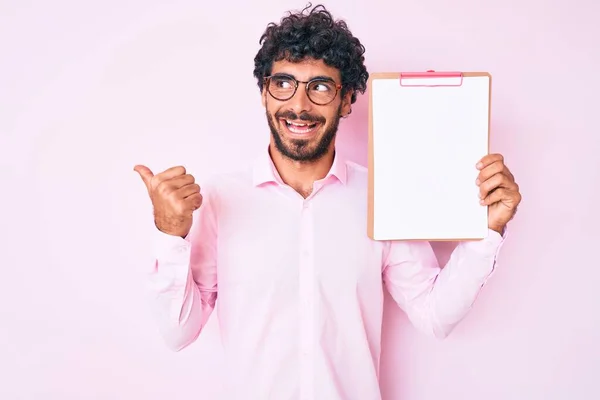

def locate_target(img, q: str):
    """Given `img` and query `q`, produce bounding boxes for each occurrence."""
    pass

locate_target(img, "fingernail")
[476,179,480,185]
[476,162,483,169]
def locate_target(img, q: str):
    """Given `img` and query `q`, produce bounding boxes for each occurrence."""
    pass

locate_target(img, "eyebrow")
[271,72,336,82]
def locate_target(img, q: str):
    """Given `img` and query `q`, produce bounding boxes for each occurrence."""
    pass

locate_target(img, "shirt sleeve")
[381,229,506,339]
[146,186,219,351]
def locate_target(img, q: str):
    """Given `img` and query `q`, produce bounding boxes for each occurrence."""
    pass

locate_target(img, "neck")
[269,143,335,198]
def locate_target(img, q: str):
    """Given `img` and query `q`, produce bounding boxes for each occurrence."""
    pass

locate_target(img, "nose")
[287,85,313,115]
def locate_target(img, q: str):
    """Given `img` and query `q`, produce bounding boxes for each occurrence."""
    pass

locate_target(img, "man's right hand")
[134,165,203,238]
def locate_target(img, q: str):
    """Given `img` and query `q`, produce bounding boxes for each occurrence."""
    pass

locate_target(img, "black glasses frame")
[263,74,342,105]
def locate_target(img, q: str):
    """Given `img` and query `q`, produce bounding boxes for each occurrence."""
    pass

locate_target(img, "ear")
[340,90,353,117]
[261,84,268,108]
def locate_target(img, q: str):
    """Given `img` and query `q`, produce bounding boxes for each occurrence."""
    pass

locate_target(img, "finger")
[185,193,203,210]
[477,160,515,184]
[480,187,506,206]
[152,166,187,187]
[476,160,505,184]
[479,172,517,199]
[476,153,503,170]
[133,165,154,190]
[480,188,519,208]
[156,174,195,195]
[168,174,196,188]
[176,193,203,214]
[176,183,201,199]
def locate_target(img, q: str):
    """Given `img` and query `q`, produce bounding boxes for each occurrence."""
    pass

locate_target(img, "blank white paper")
[371,75,490,241]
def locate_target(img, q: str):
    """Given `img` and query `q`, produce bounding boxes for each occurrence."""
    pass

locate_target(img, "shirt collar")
[252,146,348,187]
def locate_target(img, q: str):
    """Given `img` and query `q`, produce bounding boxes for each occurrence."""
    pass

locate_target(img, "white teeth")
[288,124,317,134]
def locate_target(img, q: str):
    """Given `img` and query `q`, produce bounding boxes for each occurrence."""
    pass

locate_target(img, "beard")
[266,105,342,162]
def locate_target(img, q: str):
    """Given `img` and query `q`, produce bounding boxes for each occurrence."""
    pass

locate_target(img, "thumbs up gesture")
[134,165,203,238]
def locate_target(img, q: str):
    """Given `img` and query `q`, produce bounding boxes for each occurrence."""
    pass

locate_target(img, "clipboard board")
[367,71,492,241]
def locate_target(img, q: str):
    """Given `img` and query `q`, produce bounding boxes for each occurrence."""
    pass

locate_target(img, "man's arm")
[146,186,218,351]
[382,229,505,339]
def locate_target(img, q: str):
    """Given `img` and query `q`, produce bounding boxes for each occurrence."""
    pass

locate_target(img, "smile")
[281,119,320,135]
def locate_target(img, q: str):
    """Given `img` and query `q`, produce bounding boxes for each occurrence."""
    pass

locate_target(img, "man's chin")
[278,141,320,162]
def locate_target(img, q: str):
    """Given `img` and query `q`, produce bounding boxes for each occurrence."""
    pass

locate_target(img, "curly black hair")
[253,3,369,105]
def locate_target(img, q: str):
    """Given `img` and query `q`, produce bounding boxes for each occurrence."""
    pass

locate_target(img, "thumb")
[133,164,154,190]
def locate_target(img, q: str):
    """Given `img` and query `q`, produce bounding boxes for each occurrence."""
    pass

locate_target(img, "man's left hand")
[476,153,522,235]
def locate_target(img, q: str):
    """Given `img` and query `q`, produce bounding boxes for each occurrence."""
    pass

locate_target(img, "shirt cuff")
[460,227,508,283]
[153,228,191,262]
[461,227,507,254]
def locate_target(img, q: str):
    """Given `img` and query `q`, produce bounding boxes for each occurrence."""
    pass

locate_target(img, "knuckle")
[167,188,180,201]
[155,181,168,195]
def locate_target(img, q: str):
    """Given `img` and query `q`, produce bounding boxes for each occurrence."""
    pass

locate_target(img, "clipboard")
[367,70,492,241]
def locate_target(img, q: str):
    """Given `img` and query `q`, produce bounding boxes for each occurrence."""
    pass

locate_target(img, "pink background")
[2,0,599,399]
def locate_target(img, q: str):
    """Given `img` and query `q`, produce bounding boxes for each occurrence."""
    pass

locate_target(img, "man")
[134,4,521,399]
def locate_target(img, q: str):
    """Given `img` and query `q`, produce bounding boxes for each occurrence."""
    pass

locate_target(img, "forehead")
[270,58,341,81]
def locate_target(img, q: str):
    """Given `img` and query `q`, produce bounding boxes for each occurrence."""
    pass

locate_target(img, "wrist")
[489,224,505,236]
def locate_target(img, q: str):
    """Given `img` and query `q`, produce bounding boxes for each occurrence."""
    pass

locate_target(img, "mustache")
[275,110,326,124]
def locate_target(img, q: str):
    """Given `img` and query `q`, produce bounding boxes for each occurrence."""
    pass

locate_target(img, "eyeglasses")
[264,74,342,105]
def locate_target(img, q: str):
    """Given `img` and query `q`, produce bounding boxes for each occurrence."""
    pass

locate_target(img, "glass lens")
[307,80,337,104]
[268,76,296,100]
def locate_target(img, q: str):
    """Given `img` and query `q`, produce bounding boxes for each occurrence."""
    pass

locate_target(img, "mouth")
[281,119,321,137]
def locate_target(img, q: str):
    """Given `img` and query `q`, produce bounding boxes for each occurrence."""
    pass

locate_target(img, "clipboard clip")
[400,70,463,87]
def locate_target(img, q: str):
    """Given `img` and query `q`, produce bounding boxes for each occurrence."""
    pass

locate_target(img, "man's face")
[262,58,352,163]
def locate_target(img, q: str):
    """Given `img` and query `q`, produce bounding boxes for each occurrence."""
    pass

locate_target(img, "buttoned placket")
[298,198,315,400]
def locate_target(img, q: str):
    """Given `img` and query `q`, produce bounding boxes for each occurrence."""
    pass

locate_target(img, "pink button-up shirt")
[148,148,505,400]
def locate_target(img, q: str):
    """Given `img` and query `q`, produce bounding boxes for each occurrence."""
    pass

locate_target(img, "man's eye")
[273,78,294,89]
[309,81,334,92]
